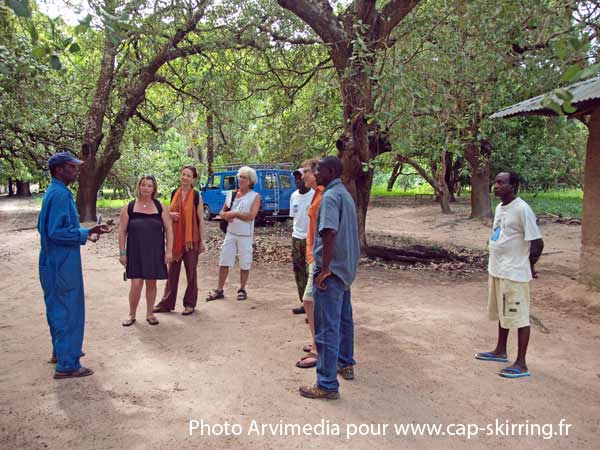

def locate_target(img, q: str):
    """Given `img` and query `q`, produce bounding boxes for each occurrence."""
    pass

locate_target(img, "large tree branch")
[277,0,350,71]
[379,0,422,40]
[396,153,443,196]
[133,111,159,132]
[276,0,346,44]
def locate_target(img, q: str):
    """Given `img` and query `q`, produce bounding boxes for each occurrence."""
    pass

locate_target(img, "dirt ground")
[1,195,599,450]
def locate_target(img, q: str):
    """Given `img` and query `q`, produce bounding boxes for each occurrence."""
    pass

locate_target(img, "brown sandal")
[54,366,94,379]
[206,289,225,301]
[296,352,318,369]
[146,316,159,325]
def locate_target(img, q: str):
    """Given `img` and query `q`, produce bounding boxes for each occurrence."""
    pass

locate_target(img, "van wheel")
[203,204,212,221]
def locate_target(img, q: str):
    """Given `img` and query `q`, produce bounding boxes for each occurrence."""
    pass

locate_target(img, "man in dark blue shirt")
[300,156,360,400]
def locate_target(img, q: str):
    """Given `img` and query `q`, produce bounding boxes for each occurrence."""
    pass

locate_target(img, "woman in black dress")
[118,175,173,326]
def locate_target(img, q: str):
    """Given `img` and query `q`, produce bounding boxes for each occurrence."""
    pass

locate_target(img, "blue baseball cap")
[48,151,83,169]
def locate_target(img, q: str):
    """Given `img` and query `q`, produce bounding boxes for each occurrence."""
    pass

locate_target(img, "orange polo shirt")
[306,186,325,265]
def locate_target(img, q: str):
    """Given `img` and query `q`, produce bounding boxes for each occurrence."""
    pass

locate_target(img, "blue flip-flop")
[499,367,530,378]
[475,352,509,362]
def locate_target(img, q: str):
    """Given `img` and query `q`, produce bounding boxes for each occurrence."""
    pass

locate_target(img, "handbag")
[219,190,237,233]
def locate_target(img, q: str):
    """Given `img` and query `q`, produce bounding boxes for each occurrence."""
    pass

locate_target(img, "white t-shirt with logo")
[488,197,542,282]
[290,189,314,239]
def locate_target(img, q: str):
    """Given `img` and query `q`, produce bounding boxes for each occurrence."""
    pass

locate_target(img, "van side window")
[280,174,291,189]
[206,175,221,190]
[223,175,236,190]
[264,173,276,190]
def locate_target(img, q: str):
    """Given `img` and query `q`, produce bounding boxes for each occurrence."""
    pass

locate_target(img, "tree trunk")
[579,109,600,288]
[276,0,421,254]
[445,152,461,202]
[206,110,214,177]
[336,73,388,252]
[7,177,14,196]
[387,161,403,191]
[15,180,31,196]
[77,175,102,222]
[464,140,492,219]
[436,150,452,214]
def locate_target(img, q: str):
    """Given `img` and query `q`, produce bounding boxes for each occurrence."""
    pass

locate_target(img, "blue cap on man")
[48,152,83,169]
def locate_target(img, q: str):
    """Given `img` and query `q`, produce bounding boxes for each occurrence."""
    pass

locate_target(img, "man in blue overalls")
[38,152,111,379]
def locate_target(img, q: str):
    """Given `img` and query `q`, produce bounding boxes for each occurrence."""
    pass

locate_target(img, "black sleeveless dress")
[126,199,168,280]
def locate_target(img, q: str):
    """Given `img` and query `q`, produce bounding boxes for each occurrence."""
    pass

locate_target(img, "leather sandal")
[122,318,136,327]
[206,289,224,301]
[54,366,94,379]
[146,316,159,325]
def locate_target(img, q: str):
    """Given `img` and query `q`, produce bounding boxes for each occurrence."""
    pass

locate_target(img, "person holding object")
[206,166,261,302]
[38,151,112,379]
[154,165,205,315]
[475,171,543,379]
[299,156,360,400]
[119,175,173,326]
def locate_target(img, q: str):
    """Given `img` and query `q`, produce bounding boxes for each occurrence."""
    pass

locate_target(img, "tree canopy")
[1,0,597,229]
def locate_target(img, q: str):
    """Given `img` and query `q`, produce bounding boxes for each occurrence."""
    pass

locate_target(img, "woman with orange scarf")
[154,165,206,315]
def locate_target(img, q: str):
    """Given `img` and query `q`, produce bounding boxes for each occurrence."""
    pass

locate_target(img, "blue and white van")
[201,164,296,223]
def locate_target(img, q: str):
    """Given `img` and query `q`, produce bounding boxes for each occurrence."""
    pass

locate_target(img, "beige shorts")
[219,232,253,270]
[302,262,316,302]
[487,276,530,329]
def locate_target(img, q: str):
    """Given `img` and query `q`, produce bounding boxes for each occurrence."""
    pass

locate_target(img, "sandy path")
[0,195,599,450]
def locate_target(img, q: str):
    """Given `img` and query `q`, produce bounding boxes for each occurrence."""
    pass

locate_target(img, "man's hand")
[119,255,127,267]
[165,251,172,265]
[170,212,179,222]
[199,242,206,254]
[89,224,112,235]
[530,260,539,279]
[316,269,332,291]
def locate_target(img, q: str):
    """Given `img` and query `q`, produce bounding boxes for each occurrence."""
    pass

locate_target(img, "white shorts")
[219,232,253,270]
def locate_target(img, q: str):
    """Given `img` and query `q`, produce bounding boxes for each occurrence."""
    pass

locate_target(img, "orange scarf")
[171,188,199,261]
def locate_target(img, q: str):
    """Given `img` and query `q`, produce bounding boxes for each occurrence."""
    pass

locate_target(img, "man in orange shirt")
[295,157,325,369]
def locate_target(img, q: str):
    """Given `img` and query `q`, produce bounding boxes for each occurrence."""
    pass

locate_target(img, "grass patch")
[372,184,583,218]
[97,198,131,209]
[500,189,583,218]
[371,184,435,197]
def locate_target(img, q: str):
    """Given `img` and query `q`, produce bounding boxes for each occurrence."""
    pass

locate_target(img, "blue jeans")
[313,274,355,392]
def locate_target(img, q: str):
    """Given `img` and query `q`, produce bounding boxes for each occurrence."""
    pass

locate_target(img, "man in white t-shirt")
[475,171,544,379]
[290,169,315,314]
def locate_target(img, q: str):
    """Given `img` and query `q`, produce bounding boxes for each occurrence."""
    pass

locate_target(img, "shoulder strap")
[229,190,237,208]
[153,199,162,214]
[127,200,135,216]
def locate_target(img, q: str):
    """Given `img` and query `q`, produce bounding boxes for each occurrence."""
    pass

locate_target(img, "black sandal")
[206,289,224,301]
[146,316,159,326]
[122,318,136,327]
[237,289,247,301]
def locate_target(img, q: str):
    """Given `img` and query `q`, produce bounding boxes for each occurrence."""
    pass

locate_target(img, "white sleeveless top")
[227,190,259,236]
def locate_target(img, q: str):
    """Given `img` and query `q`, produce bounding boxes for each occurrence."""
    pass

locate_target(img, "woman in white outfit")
[206,166,261,301]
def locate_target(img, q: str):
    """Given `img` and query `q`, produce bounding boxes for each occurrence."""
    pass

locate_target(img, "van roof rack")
[212,163,294,171]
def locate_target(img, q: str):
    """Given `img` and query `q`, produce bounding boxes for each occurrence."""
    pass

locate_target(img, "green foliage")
[493,189,583,218]
[371,183,435,197]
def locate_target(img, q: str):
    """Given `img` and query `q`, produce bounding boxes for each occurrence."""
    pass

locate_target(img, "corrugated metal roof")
[490,75,600,119]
